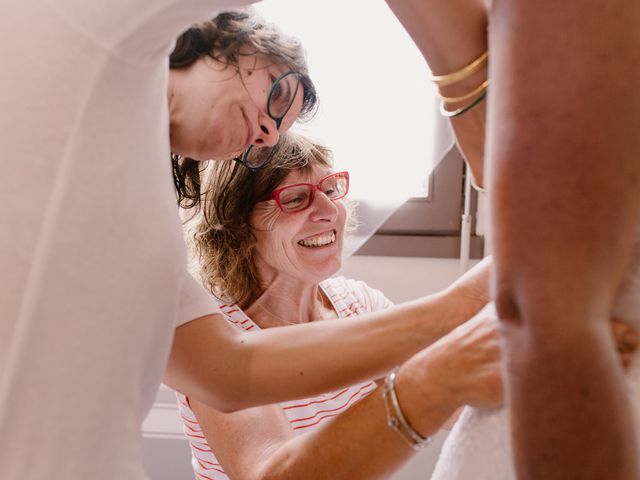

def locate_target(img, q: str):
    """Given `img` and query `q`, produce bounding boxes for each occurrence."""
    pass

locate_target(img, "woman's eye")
[270,81,283,102]
[283,195,304,206]
[281,190,309,206]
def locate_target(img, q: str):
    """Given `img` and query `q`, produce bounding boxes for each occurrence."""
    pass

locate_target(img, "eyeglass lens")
[242,72,301,169]
[277,173,349,213]
[268,72,299,119]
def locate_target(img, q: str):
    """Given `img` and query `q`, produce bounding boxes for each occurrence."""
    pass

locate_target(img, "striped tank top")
[175,276,393,480]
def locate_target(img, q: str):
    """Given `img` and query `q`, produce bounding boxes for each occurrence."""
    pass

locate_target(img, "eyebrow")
[269,61,293,78]
[282,170,333,186]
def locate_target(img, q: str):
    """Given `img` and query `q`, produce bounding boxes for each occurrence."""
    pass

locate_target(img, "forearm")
[252,362,456,479]
[503,320,635,480]
[489,0,640,477]
[167,260,490,412]
[167,282,484,412]
[240,258,494,408]
[226,291,470,409]
[188,304,502,480]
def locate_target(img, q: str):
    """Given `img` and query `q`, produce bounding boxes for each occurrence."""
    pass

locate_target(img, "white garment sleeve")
[47,0,259,61]
[176,270,222,327]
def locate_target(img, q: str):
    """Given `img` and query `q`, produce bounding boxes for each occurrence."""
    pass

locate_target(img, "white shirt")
[0,1,252,478]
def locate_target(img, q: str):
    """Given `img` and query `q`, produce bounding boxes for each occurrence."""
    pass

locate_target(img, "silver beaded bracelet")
[381,367,433,451]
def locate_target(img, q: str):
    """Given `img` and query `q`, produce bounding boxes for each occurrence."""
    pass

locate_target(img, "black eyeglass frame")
[234,70,302,173]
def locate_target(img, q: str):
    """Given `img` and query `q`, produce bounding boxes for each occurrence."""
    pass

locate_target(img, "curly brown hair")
[193,132,334,308]
[170,9,318,210]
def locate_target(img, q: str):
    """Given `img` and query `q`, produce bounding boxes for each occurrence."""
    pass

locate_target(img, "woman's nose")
[309,190,339,222]
[251,114,280,147]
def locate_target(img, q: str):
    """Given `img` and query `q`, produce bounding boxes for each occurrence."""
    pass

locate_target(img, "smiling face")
[168,53,304,162]
[249,165,347,286]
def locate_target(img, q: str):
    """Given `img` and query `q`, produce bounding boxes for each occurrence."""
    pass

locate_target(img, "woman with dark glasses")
[2,5,494,479]
[164,7,505,438]
[173,131,506,479]
[169,10,316,209]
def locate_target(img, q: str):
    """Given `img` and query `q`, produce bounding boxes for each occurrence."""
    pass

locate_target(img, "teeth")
[299,232,336,247]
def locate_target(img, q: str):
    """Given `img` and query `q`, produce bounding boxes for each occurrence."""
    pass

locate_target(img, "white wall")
[340,255,477,303]
[143,255,475,479]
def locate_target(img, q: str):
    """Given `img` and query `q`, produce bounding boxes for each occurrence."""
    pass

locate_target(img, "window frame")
[354,146,484,259]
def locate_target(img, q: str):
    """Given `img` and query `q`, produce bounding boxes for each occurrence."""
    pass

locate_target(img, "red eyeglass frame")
[271,171,350,213]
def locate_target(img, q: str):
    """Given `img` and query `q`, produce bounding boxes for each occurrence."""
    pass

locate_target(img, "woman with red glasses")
[173,131,507,479]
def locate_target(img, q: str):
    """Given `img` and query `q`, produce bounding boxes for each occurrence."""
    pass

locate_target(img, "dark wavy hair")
[193,132,333,308]
[170,9,318,210]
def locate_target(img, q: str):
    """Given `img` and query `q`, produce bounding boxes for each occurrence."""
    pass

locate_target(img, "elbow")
[165,374,247,414]
[252,451,296,480]
[491,264,548,331]
[493,284,524,329]
[252,446,329,480]
[178,383,252,414]
[492,282,551,337]
[202,392,251,414]
[253,468,279,480]
[493,280,586,339]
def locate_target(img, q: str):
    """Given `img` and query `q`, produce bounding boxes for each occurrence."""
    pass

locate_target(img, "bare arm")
[387,0,640,476]
[188,309,502,480]
[164,258,490,412]
[385,0,489,186]
[487,0,640,477]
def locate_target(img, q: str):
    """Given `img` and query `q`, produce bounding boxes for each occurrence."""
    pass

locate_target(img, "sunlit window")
[255,1,453,254]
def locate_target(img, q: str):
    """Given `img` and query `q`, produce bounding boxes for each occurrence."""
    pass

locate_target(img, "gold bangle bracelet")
[437,79,488,104]
[431,50,488,87]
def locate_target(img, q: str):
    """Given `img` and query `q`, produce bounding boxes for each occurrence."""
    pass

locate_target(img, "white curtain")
[255,0,454,256]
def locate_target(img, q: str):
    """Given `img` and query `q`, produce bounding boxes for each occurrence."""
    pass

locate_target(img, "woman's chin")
[311,259,342,282]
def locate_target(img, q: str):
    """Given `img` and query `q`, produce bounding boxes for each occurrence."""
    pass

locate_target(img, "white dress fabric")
[175,276,394,480]
[432,237,640,480]
[0,1,252,478]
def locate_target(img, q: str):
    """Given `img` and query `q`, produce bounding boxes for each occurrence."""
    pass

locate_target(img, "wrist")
[382,368,434,450]
[392,354,460,439]
[445,281,490,328]
[429,288,481,336]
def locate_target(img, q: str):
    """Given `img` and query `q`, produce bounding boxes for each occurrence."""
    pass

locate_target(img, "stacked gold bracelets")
[382,367,433,450]
[433,49,488,118]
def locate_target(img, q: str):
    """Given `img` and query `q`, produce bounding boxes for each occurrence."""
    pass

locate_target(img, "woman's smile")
[297,230,337,248]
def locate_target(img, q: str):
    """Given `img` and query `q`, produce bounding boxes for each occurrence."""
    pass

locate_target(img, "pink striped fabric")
[175,276,393,480]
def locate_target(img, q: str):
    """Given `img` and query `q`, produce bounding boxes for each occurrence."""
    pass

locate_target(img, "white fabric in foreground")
[0,1,250,478]
[432,233,640,480]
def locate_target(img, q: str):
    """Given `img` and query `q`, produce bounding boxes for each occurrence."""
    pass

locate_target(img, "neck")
[245,276,335,329]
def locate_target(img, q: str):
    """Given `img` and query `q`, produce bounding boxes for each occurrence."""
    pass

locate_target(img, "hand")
[425,305,503,410]
[390,305,502,440]
[611,317,639,370]
[396,304,503,436]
